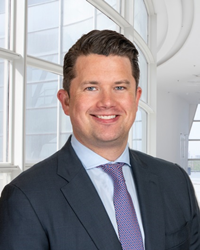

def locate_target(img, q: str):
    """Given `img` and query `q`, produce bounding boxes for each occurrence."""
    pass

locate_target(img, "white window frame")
[0,0,157,182]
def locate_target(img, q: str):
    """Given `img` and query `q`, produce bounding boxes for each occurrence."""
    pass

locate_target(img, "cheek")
[123,97,136,111]
[69,98,88,118]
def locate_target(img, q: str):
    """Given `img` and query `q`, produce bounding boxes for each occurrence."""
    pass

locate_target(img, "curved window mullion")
[87,0,130,28]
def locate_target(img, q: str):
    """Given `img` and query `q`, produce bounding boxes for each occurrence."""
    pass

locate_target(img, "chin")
[96,135,123,144]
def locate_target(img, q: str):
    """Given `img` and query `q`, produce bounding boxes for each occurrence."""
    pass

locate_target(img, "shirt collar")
[71,134,131,170]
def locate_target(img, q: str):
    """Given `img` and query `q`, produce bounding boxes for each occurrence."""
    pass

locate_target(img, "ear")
[135,87,142,110]
[57,89,70,115]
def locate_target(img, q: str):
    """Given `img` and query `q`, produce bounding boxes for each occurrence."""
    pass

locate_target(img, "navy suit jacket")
[0,137,200,250]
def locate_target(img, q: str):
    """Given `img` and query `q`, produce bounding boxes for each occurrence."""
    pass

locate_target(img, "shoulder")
[130,149,178,169]
[9,150,60,191]
[129,150,200,217]
[129,149,189,182]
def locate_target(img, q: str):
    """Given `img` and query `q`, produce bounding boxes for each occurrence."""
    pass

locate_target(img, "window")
[28,0,120,64]
[134,0,148,43]
[132,107,147,153]
[26,67,59,163]
[188,104,200,171]
[0,59,4,161]
[0,0,156,193]
[104,0,121,12]
[138,48,148,103]
[0,0,6,48]
[0,59,10,163]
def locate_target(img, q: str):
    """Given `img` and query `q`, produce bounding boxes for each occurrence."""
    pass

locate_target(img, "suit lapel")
[57,139,122,250]
[130,151,165,250]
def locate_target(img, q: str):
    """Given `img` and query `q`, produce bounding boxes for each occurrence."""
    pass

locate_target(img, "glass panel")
[28,0,55,6]
[132,107,147,153]
[189,122,200,139]
[0,59,4,162]
[27,1,59,60]
[0,0,5,48]
[0,173,11,194]
[60,107,72,148]
[188,141,200,159]
[28,1,59,32]
[62,0,95,57]
[63,0,93,26]
[62,19,93,54]
[28,0,120,64]
[138,48,148,102]
[194,104,200,120]
[26,67,58,163]
[59,115,72,148]
[28,28,59,58]
[0,59,9,163]
[96,9,119,31]
[134,0,148,43]
[188,160,200,172]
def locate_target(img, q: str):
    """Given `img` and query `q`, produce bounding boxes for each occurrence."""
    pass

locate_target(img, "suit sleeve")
[188,180,200,249]
[179,166,200,249]
[0,184,49,250]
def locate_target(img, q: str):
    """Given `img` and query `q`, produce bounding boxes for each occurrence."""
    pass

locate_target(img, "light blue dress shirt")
[71,135,145,246]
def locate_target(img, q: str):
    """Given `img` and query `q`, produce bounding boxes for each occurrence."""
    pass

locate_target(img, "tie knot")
[98,163,125,184]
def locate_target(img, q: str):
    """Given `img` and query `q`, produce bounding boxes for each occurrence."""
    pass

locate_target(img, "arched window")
[0,0,156,192]
[188,104,200,172]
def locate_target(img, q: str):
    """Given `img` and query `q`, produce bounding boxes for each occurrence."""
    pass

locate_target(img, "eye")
[115,86,125,90]
[85,86,97,91]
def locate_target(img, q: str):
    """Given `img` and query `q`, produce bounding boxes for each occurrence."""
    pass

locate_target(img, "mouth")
[96,115,117,120]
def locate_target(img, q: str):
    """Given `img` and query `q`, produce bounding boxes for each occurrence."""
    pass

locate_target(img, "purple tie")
[99,163,144,250]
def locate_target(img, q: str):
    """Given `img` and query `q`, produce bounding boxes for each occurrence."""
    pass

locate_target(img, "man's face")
[58,54,141,153]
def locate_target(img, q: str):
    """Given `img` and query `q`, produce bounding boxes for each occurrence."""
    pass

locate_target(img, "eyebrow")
[82,80,130,85]
[82,81,98,85]
[114,80,130,85]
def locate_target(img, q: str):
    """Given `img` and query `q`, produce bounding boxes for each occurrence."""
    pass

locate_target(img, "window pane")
[138,48,148,102]
[28,0,55,6]
[28,0,119,64]
[0,0,5,48]
[26,67,58,163]
[96,9,119,31]
[194,104,200,120]
[60,107,72,148]
[132,107,147,153]
[188,160,200,172]
[189,122,200,139]
[62,19,93,54]
[0,173,11,194]
[27,1,59,59]
[0,59,9,163]
[62,0,119,56]
[188,141,200,159]
[63,0,93,25]
[134,0,148,43]
[0,59,4,161]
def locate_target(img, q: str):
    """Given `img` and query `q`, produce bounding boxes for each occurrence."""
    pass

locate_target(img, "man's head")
[58,30,142,160]
[63,30,140,95]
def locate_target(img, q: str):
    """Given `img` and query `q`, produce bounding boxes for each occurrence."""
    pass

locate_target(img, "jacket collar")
[57,137,122,250]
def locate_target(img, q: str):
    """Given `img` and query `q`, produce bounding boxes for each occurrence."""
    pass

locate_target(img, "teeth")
[97,115,116,119]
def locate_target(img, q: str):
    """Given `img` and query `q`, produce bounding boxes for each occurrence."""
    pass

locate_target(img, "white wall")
[156,88,190,171]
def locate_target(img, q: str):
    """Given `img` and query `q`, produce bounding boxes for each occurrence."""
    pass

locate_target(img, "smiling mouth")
[96,115,117,119]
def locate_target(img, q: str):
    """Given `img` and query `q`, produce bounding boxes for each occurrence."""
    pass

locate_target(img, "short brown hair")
[63,30,140,94]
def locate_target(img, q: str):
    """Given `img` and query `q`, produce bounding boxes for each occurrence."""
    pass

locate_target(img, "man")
[0,30,199,250]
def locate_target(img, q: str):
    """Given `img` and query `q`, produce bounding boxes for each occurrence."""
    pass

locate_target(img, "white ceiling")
[152,0,200,104]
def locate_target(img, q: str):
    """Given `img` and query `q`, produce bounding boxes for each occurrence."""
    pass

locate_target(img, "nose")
[96,89,116,109]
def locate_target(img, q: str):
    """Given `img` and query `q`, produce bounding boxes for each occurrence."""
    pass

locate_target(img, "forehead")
[74,54,132,74]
